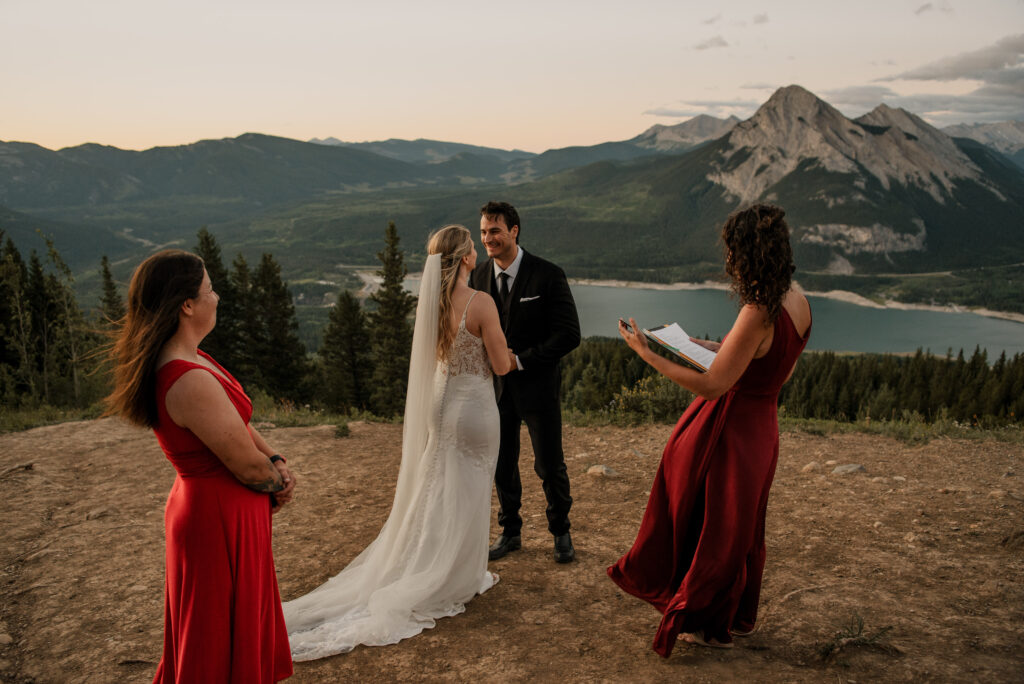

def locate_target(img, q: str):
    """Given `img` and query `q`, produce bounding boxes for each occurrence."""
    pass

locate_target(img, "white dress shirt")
[492,246,525,370]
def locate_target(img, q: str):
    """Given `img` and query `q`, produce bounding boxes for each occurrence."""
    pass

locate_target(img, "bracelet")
[269,454,286,464]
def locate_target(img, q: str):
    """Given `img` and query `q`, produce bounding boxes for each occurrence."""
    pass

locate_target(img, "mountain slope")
[311,137,534,165]
[630,114,739,151]
[943,121,1024,169]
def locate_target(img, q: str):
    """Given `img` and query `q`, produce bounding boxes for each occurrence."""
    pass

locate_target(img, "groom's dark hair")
[480,201,520,244]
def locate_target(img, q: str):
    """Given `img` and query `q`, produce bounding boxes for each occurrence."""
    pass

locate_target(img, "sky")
[3,0,1023,153]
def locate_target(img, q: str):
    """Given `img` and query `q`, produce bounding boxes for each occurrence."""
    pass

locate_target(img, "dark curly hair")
[721,204,795,324]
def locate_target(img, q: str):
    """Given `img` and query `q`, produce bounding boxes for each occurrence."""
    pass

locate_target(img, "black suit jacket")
[470,249,581,407]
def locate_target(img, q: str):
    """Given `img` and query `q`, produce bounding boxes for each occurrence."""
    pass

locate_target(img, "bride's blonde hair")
[427,224,474,361]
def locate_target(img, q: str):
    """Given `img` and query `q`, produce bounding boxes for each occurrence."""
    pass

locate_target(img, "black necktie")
[498,272,510,306]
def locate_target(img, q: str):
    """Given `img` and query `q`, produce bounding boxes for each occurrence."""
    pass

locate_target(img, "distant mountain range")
[942,121,1024,169]
[1,87,1022,293]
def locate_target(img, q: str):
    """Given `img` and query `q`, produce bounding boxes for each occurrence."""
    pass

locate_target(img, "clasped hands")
[270,459,297,515]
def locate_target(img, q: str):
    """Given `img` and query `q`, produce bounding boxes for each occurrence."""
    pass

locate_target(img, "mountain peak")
[632,114,739,151]
[706,85,990,205]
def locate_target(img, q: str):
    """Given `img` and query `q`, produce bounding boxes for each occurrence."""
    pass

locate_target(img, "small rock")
[832,464,866,475]
[893,476,907,483]
[1002,471,1015,478]
[801,461,821,473]
[0,634,12,646]
[587,465,618,477]
[86,508,110,520]
[873,521,883,528]
[989,490,1007,499]
[825,460,838,466]
[904,532,918,543]
[871,476,888,483]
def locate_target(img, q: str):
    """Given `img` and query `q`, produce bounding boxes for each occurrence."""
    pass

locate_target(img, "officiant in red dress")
[609,204,811,656]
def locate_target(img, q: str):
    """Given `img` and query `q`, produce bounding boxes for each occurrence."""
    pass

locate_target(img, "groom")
[470,201,581,563]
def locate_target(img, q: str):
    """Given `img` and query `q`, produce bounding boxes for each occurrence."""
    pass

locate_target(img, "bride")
[283,224,514,661]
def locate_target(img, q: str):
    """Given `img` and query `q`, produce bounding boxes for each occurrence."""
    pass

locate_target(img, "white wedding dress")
[283,257,499,662]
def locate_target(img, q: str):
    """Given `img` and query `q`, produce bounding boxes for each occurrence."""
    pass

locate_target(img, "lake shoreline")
[363,270,1024,326]
[568,277,1024,325]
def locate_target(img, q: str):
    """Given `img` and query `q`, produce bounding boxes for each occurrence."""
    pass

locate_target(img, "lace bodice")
[440,292,492,379]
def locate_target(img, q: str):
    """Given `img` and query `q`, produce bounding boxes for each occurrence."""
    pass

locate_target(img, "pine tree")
[98,255,126,324]
[0,235,30,400]
[251,253,307,401]
[228,254,259,387]
[320,290,373,411]
[368,222,416,417]
[44,237,90,404]
[26,252,58,402]
[194,228,240,370]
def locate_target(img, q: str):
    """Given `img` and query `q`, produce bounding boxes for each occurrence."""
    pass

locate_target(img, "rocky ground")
[1,418,1022,682]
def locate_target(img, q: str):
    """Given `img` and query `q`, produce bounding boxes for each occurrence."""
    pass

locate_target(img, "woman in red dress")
[107,250,296,682]
[610,204,811,656]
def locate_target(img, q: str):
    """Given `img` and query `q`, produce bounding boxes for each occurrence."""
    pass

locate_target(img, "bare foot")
[679,631,733,649]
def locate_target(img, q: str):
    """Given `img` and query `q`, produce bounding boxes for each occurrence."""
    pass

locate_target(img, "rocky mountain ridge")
[631,114,740,151]
[708,86,991,205]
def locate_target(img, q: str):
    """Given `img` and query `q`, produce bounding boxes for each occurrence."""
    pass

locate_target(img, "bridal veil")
[282,253,497,661]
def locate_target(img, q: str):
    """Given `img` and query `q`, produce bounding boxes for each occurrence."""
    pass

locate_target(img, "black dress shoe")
[553,532,575,563]
[488,534,521,561]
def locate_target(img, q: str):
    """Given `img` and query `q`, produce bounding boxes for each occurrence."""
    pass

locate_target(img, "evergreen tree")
[194,228,240,370]
[320,290,373,411]
[228,254,260,387]
[367,222,416,417]
[44,237,90,405]
[26,252,59,402]
[251,253,307,401]
[0,236,30,400]
[98,255,126,324]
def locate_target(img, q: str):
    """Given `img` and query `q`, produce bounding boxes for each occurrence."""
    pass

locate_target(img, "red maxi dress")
[608,307,810,657]
[151,350,293,682]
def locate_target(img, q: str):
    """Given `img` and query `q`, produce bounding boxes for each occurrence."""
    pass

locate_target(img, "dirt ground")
[1,418,1022,683]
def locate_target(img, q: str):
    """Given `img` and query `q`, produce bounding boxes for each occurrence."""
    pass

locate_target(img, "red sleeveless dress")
[151,350,292,682]
[608,307,810,657]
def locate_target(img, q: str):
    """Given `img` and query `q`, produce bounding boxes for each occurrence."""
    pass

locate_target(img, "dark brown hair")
[480,201,520,244]
[105,250,205,427]
[721,204,795,324]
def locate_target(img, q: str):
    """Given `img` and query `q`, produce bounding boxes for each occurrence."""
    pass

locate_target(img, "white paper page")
[645,323,717,371]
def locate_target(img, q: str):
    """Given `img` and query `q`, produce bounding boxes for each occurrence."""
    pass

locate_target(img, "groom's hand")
[507,348,517,371]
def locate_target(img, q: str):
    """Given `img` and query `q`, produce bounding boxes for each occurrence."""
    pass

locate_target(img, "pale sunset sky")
[3,0,1022,153]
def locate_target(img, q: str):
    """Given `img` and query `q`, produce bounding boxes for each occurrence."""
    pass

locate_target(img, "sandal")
[679,631,733,649]
[730,626,756,637]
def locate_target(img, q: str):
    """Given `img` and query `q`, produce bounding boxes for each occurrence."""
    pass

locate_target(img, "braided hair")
[427,225,474,361]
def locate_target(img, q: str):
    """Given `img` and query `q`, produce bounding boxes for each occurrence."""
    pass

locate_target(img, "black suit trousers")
[495,378,573,537]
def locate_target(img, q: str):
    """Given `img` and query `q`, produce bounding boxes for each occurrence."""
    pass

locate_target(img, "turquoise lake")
[568,284,1024,358]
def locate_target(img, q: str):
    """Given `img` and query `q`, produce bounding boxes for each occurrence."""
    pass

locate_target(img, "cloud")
[873,34,1024,124]
[644,98,761,119]
[695,36,728,50]
[914,1,952,14]
[703,14,721,25]
[823,85,901,108]
[882,33,1024,82]
[752,13,769,24]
